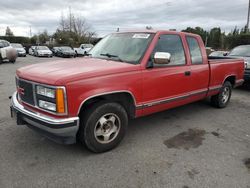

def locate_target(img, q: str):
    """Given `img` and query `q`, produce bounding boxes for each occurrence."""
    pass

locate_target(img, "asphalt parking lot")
[0,55,250,188]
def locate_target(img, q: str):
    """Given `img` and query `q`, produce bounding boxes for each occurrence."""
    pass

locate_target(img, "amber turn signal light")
[56,88,65,114]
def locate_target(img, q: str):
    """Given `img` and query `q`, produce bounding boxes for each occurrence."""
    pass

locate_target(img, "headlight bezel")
[35,85,68,115]
[16,77,68,116]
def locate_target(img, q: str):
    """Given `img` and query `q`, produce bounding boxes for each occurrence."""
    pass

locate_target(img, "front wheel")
[211,81,232,108]
[79,101,128,153]
[10,59,16,63]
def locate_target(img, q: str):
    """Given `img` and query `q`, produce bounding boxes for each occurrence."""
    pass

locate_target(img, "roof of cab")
[115,30,197,36]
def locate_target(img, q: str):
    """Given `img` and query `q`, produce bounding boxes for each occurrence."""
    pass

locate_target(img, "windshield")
[229,46,250,57]
[11,43,23,48]
[37,46,49,50]
[61,46,72,51]
[89,33,154,64]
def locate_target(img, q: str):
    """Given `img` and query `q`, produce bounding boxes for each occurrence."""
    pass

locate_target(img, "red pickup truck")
[11,30,244,152]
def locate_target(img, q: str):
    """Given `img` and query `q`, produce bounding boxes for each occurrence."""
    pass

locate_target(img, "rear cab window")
[186,36,203,64]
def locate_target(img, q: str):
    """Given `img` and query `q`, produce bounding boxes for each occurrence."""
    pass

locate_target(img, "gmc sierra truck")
[10,30,244,153]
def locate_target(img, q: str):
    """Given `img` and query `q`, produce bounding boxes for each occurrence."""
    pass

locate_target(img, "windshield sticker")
[132,34,150,39]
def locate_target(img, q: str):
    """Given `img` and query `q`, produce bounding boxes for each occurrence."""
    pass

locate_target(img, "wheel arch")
[223,75,236,87]
[78,91,137,119]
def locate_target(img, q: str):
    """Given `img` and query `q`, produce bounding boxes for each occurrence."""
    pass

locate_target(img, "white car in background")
[74,43,94,56]
[34,46,53,57]
[11,43,26,57]
[0,40,17,63]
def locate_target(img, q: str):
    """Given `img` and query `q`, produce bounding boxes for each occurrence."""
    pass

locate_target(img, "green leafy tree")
[182,27,208,44]
[5,26,14,36]
[208,27,222,49]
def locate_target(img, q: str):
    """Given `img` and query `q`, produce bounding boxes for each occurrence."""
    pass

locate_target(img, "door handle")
[184,71,191,76]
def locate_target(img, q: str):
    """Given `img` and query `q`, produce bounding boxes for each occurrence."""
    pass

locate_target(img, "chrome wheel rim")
[94,113,121,144]
[221,87,230,103]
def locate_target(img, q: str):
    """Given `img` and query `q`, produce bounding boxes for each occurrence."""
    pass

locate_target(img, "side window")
[186,36,203,64]
[153,34,186,66]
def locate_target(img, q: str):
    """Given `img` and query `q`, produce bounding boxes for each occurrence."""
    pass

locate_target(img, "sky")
[0,0,249,37]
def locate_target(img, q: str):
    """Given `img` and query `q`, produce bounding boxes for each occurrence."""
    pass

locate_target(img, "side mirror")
[223,52,228,56]
[81,46,84,49]
[154,52,171,65]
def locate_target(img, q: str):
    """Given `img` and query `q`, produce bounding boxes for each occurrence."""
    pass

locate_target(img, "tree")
[208,27,222,49]
[182,27,208,44]
[56,8,93,46]
[38,30,49,44]
[5,26,14,36]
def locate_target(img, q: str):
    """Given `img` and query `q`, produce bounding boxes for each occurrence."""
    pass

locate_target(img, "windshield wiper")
[100,53,124,62]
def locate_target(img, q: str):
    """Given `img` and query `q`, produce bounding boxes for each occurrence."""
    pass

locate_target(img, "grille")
[16,78,35,106]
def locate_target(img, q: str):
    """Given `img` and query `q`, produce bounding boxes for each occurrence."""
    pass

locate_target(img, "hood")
[37,50,52,53]
[62,50,74,54]
[15,48,25,52]
[228,55,250,69]
[16,57,139,85]
[228,55,250,61]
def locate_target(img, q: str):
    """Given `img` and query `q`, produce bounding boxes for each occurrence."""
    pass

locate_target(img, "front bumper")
[10,92,79,144]
[17,51,26,56]
[38,53,52,57]
[62,53,75,57]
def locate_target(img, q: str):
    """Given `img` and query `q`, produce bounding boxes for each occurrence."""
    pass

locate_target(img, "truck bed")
[208,56,244,94]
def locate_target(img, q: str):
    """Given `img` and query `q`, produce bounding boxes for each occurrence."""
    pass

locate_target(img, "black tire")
[211,81,232,108]
[10,59,16,64]
[79,101,128,153]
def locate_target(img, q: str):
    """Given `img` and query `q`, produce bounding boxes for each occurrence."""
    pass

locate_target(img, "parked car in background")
[29,46,36,56]
[228,45,250,81]
[0,40,17,63]
[56,46,76,58]
[11,31,244,153]
[11,43,26,57]
[74,43,94,56]
[206,47,215,55]
[51,47,59,56]
[34,46,53,57]
[209,51,228,57]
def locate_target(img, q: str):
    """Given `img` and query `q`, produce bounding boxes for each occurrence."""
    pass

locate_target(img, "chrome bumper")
[10,92,79,144]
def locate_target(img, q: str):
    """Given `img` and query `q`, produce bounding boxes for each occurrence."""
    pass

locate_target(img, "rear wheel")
[211,81,232,108]
[79,101,128,153]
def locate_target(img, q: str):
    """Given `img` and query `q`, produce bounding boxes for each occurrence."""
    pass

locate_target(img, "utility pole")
[29,26,32,37]
[69,6,72,32]
[247,0,250,30]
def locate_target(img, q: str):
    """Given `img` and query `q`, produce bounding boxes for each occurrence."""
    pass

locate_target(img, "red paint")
[16,31,245,119]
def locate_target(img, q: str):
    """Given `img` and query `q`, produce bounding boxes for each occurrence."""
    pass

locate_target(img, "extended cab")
[10,31,244,152]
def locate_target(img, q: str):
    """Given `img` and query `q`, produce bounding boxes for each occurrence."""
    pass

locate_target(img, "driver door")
[142,34,191,115]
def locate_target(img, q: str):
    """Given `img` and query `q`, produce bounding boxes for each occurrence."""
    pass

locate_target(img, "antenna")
[247,0,250,30]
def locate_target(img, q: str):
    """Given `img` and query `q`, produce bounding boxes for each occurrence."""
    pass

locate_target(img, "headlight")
[39,100,56,111]
[37,86,55,98]
[36,86,66,114]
